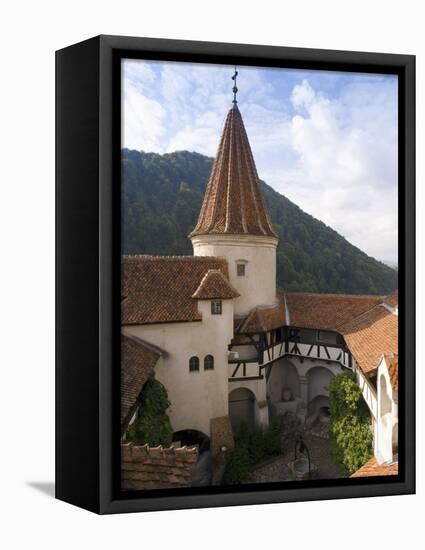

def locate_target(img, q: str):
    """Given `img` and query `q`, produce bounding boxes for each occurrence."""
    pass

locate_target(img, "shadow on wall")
[229,387,256,435]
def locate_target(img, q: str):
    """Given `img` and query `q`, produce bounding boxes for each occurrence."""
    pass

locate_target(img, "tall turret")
[189,71,279,316]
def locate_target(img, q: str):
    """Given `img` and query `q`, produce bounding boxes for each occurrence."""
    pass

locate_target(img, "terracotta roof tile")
[385,354,399,391]
[121,442,198,490]
[121,334,161,431]
[384,290,398,308]
[238,290,286,333]
[122,255,230,325]
[351,457,398,478]
[189,105,277,239]
[285,292,383,331]
[192,269,240,299]
[340,304,398,375]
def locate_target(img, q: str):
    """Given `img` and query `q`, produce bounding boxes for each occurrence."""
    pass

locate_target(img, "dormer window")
[211,300,222,315]
[236,261,247,277]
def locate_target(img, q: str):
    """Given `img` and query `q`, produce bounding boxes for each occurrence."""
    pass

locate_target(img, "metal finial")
[231,65,238,104]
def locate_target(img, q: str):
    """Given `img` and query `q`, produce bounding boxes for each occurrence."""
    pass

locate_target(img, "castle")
[121,95,398,480]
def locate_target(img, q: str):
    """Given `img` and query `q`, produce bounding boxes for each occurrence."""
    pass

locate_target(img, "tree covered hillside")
[122,149,397,295]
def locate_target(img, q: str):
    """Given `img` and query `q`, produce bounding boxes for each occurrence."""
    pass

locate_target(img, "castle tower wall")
[192,234,277,316]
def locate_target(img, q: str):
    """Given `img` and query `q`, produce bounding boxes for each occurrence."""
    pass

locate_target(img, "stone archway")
[172,429,212,487]
[172,429,210,453]
[306,366,334,403]
[307,394,330,418]
[267,358,300,404]
[229,387,256,435]
[305,366,334,425]
[380,374,392,416]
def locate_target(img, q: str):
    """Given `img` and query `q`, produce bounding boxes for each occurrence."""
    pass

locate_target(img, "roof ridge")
[337,301,387,331]
[285,291,384,299]
[122,254,227,262]
[121,332,166,357]
[192,268,240,300]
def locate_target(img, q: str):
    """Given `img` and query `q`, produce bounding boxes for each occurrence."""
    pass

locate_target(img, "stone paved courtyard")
[251,413,342,483]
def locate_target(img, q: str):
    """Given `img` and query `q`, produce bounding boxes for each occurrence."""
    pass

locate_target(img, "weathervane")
[232,65,238,104]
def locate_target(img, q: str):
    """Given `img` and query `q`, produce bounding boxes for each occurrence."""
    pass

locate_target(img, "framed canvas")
[56,35,415,514]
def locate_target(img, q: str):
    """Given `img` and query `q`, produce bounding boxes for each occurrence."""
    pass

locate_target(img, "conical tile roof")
[189,105,278,239]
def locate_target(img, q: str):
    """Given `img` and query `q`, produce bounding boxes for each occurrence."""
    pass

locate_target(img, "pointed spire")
[189,103,278,239]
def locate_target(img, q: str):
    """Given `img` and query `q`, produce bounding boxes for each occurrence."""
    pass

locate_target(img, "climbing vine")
[125,373,173,447]
[329,371,373,475]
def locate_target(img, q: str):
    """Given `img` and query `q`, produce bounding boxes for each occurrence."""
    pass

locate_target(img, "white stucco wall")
[376,356,398,463]
[191,234,278,316]
[122,299,234,437]
[355,367,378,419]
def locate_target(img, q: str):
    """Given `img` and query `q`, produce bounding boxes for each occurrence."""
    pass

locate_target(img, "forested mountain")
[122,149,397,295]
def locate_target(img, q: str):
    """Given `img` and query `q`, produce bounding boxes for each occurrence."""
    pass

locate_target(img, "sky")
[122,59,398,264]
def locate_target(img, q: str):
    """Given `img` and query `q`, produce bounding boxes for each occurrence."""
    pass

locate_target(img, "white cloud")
[291,79,316,109]
[121,60,398,263]
[122,80,166,152]
[273,79,398,263]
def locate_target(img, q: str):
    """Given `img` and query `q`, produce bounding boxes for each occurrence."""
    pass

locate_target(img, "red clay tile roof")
[385,354,399,391]
[238,290,286,333]
[122,255,230,325]
[384,290,398,308]
[285,292,383,331]
[121,334,162,431]
[189,105,277,239]
[121,442,198,490]
[339,304,398,375]
[351,457,398,478]
[192,269,240,299]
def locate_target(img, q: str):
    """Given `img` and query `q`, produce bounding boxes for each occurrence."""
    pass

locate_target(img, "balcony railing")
[228,340,353,382]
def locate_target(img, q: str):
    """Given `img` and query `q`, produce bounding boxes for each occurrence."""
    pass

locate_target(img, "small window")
[211,300,222,315]
[189,356,199,372]
[204,355,214,370]
[237,263,246,277]
[275,327,283,342]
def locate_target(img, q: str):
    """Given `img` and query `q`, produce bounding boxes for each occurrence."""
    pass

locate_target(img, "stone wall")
[121,442,198,491]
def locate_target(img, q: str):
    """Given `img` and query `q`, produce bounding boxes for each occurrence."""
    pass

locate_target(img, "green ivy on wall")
[329,371,373,475]
[125,373,173,447]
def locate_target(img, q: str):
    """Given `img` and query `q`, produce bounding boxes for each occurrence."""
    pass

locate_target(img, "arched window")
[204,355,214,370]
[189,356,199,372]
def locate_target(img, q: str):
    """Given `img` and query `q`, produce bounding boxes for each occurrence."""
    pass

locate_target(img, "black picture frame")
[56,35,415,514]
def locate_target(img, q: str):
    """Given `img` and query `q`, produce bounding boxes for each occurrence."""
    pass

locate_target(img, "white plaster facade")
[123,299,234,437]
[376,356,398,463]
[355,355,398,465]
[191,234,278,316]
